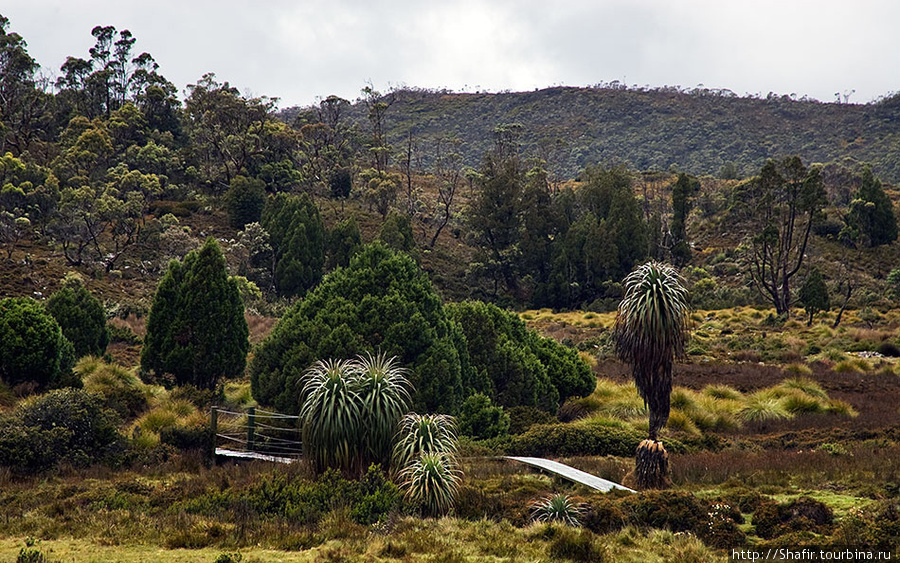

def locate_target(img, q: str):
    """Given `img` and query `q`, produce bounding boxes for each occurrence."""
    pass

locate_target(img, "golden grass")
[573,375,852,432]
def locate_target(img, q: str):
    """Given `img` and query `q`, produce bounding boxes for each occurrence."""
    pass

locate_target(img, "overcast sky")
[5,1,899,108]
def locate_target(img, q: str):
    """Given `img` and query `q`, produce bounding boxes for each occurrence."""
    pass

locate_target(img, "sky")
[4,1,899,109]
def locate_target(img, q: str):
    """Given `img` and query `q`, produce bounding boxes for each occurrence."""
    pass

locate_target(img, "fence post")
[247,407,256,452]
[209,406,218,464]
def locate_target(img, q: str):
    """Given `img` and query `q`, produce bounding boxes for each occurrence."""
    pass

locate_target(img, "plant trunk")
[634,439,671,490]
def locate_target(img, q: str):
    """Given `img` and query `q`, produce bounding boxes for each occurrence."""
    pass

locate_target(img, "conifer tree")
[848,167,898,247]
[799,267,829,326]
[141,238,249,389]
[46,275,109,358]
[261,193,325,297]
[0,297,74,389]
[326,217,361,270]
[670,173,698,266]
[225,175,266,229]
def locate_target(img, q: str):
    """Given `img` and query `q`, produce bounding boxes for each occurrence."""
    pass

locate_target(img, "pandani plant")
[613,261,689,489]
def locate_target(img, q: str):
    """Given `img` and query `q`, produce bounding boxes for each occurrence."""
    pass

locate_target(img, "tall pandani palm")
[300,358,363,475]
[300,353,412,476]
[613,261,690,489]
[356,352,412,469]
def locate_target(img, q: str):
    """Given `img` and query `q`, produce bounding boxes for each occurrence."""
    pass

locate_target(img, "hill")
[282,85,900,181]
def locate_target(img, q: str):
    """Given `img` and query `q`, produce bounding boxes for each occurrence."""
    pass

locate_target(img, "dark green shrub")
[0,417,71,471]
[326,217,361,270]
[831,500,900,552]
[753,497,833,539]
[18,389,123,461]
[457,393,509,440]
[159,424,212,452]
[107,323,141,344]
[582,497,627,534]
[701,501,747,548]
[225,175,265,229]
[168,384,216,408]
[261,192,325,297]
[232,465,399,526]
[447,300,595,412]
[46,281,109,358]
[100,384,149,420]
[149,200,200,217]
[251,243,470,414]
[509,422,652,457]
[507,405,556,435]
[141,238,249,390]
[0,389,123,470]
[379,212,416,254]
[620,490,708,533]
[720,488,766,513]
[877,341,900,357]
[0,297,73,390]
[547,526,605,562]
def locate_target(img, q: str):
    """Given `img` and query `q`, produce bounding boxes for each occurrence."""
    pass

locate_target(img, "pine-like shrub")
[0,297,75,390]
[447,300,595,412]
[46,279,109,358]
[261,192,325,297]
[251,243,471,413]
[141,238,249,389]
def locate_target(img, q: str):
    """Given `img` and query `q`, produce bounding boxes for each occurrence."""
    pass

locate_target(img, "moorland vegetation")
[1,14,899,562]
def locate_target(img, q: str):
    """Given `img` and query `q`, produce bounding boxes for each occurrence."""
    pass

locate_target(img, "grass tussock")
[570,376,853,435]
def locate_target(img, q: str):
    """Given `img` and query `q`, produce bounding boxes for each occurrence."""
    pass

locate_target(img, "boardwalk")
[506,456,634,493]
[212,407,633,493]
[215,447,297,464]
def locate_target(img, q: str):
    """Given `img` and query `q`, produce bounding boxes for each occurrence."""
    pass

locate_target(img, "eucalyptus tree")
[613,261,689,489]
[738,157,826,314]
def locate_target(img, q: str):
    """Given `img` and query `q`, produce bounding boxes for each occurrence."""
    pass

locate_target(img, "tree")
[428,136,464,247]
[359,167,400,218]
[260,193,325,297]
[468,141,525,295]
[670,173,698,266]
[326,217,361,270]
[183,74,285,192]
[847,167,897,247]
[0,15,49,156]
[46,275,109,358]
[251,242,471,414]
[799,267,829,326]
[614,261,689,489]
[742,157,826,314]
[141,238,249,389]
[225,175,265,229]
[54,25,170,120]
[0,297,74,390]
[447,300,595,412]
[457,393,509,440]
[361,86,395,172]
[379,212,416,254]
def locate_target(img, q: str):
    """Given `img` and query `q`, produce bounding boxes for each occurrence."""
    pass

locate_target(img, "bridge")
[211,407,633,493]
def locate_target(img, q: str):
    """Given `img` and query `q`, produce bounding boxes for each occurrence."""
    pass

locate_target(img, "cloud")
[5,0,900,107]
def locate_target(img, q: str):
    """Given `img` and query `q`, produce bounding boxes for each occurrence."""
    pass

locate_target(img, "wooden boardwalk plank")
[506,456,635,493]
[215,447,298,464]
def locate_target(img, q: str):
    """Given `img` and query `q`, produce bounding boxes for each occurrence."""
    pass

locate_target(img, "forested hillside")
[283,85,900,182]
[3,13,900,562]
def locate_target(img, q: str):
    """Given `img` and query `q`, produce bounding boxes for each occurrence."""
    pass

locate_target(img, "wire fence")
[212,406,303,462]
